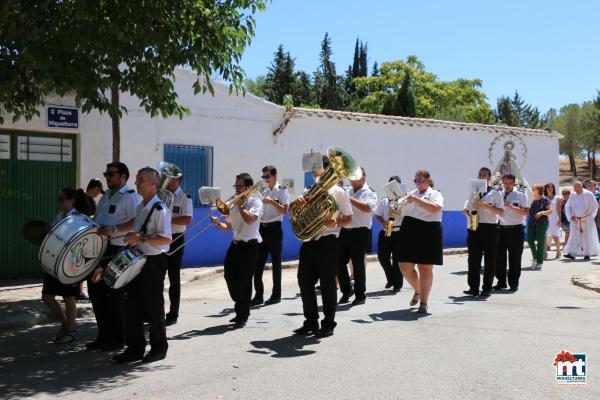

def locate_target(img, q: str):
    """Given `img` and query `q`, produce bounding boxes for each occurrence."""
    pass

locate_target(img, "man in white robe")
[564,181,600,260]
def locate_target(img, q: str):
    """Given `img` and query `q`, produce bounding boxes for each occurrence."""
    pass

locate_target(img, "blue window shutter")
[164,144,213,207]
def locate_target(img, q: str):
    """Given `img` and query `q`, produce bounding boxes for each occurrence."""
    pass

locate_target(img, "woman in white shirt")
[397,170,444,314]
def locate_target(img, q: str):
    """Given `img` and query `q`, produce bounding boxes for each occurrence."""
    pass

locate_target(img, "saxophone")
[385,199,399,237]
[467,190,479,231]
[290,147,362,241]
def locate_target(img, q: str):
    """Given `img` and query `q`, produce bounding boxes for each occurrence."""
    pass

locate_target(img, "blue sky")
[239,0,600,113]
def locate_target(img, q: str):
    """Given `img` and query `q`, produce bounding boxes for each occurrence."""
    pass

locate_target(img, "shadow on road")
[249,335,320,358]
[0,322,168,400]
[168,324,237,340]
[447,295,489,304]
[205,307,234,318]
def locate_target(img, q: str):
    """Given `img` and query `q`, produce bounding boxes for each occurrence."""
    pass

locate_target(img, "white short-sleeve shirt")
[500,189,529,226]
[402,188,444,222]
[374,197,403,230]
[226,196,263,242]
[346,183,377,229]
[465,187,504,224]
[315,185,353,239]
[170,186,194,234]
[95,184,142,246]
[132,195,172,255]
[260,182,290,223]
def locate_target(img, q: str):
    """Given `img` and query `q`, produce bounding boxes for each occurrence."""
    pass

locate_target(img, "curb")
[572,274,600,294]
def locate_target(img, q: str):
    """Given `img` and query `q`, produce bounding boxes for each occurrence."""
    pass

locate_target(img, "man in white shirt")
[495,174,529,292]
[290,155,353,338]
[87,162,141,352]
[211,173,263,328]
[164,176,193,326]
[252,165,290,306]
[564,181,600,260]
[337,168,377,305]
[110,167,172,364]
[463,167,504,297]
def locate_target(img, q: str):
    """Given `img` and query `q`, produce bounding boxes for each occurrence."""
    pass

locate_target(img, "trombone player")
[211,173,263,328]
[290,155,353,338]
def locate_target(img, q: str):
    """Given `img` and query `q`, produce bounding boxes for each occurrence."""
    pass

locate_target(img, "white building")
[0,69,561,277]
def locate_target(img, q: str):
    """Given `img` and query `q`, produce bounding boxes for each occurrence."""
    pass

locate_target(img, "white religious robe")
[563,189,600,256]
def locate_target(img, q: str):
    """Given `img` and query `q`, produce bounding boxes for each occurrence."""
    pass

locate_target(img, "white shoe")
[531,260,538,267]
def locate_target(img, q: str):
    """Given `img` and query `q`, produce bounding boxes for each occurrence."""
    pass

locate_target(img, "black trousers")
[377,230,404,288]
[297,235,338,330]
[124,253,168,356]
[164,234,185,318]
[337,227,370,298]
[495,225,525,289]
[254,221,283,300]
[224,240,259,322]
[467,223,499,292]
[87,244,125,345]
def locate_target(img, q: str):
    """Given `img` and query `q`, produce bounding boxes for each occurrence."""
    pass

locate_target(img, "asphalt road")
[1,253,599,400]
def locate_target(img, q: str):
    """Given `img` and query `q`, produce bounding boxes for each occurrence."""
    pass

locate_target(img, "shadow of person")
[205,308,235,318]
[367,308,428,322]
[168,324,235,340]
[447,295,488,304]
[249,335,320,358]
[364,289,397,298]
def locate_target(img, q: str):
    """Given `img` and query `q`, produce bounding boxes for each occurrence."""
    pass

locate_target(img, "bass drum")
[38,213,108,284]
[103,248,147,289]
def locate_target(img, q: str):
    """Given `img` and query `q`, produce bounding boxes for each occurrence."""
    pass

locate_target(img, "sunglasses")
[413,178,426,183]
[261,174,271,180]
[103,171,118,178]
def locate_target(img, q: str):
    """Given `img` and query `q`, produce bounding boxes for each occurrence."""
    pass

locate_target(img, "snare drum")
[39,213,108,284]
[103,248,147,289]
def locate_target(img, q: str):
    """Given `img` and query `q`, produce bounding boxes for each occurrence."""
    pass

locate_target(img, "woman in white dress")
[544,183,561,259]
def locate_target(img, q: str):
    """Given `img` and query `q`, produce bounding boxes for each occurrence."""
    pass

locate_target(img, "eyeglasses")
[413,178,426,183]
[261,174,271,180]
[103,171,118,178]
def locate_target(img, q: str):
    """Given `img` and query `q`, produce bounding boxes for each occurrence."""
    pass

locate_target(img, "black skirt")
[396,216,443,265]
[42,273,79,297]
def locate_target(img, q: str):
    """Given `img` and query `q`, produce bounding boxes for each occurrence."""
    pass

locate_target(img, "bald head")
[573,181,583,194]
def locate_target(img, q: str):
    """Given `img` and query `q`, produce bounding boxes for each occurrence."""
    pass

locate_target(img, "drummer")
[110,167,172,363]
[42,188,91,344]
[88,162,141,352]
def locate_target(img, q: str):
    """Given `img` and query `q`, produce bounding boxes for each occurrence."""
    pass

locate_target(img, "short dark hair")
[388,176,401,184]
[61,188,92,216]
[138,167,160,185]
[479,167,492,177]
[322,155,330,169]
[236,172,253,187]
[262,165,277,176]
[360,167,366,177]
[503,174,516,182]
[415,169,431,179]
[544,182,556,197]
[86,178,105,194]
[106,162,130,180]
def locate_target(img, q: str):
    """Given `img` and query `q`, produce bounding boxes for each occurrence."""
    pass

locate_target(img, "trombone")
[166,180,266,255]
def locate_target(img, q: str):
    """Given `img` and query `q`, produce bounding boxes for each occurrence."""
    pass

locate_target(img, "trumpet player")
[374,176,404,293]
[211,173,263,329]
[463,167,504,297]
[290,155,353,338]
[337,167,377,305]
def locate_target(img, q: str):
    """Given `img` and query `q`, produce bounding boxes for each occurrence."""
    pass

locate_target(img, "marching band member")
[88,162,141,352]
[494,174,529,292]
[112,167,172,363]
[253,165,289,306]
[164,175,193,326]
[211,173,263,328]
[337,167,377,305]
[397,170,444,314]
[374,176,404,293]
[563,181,600,260]
[290,155,353,337]
[463,167,504,297]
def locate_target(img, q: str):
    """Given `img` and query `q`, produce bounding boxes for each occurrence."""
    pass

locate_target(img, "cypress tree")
[352,38,360,78]
[397,70,417,117]
[359,42,368,77]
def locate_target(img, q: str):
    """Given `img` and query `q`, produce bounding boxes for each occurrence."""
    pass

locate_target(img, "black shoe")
[564,254,575,260]
[509,286,519,292]
[142,351,167,363]
[233,321,246,329]
[385,282,392,289]
[338,291,354,304]
[165,315,178,326]
[229,316,239,323]
[292,325,319,335]
[85,340,104,351]
[479,291,491,297]
[112,351,143,363]
[264,297,281,305]
[584,256,590,260]
[463,289,479,296]
[392,286,401,293]
[315,327,334,338]
[100,342,124,352]
[250,297,263,306]
[492,284,506,291]
[351,297,366,306]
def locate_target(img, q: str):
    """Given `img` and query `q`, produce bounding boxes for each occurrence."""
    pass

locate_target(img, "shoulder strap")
[140,202,163,234]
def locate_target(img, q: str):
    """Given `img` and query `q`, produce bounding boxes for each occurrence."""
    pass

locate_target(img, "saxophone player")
[290,155,353,338]
[463,167,504,297]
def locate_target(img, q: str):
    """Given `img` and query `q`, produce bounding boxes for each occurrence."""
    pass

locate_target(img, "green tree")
[0,0,266,161]
[495,92,543,128]
[359,42,368,78]
[292,71,315,107]
[264,45,296,105]
[372,62,380,77]
[314,33,345,110]
[244,75,266,98]
[396,70,416,117]
[554,103,583,176]
[496,96,519,126]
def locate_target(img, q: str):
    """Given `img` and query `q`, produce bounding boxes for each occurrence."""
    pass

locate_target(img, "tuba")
[290,147,362,241]
[156,161,183,209]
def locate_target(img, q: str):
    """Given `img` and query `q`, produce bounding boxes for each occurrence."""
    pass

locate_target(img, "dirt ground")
[559,158,599,186]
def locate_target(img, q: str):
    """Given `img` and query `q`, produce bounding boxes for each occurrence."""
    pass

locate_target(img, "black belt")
[232,239,258,245]
[500,225,524,230]
[260,221,281,227]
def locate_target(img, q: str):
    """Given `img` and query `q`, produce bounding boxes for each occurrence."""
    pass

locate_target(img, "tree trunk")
[593,151,597,179]
[569,153,577,177]
[111,85,120,162]
[587,151,592,176]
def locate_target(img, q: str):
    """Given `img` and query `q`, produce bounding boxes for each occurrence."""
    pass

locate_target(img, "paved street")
[1,253,599,400]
